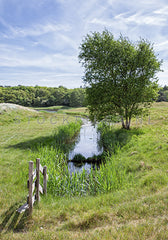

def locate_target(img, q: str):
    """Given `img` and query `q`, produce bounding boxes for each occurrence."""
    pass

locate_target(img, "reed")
[32,122,133,197]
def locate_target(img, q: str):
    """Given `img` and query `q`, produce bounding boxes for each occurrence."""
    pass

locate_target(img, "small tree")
[79,30,162,129]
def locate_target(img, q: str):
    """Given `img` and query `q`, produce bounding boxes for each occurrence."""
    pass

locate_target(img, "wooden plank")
[17,203,29,213]
[28,178,37,190]
[29,161,34,215]
[33,170,36,181]
[32,182,35,193]
[43,166,47,195]
[36,158,40,202]
[32,194,36,204]
[39,164,43,174]
[27,194,36,205]
[39,184,43,194]
[17,194,36,213]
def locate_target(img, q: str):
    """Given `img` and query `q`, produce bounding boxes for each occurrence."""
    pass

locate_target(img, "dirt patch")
[0,103,37,113]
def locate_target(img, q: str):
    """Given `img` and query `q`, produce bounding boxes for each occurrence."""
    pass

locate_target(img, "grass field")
[0,103,168,239]
[34,105,88,117]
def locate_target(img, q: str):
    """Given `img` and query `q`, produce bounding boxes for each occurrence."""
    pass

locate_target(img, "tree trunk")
[125,117,130,130]
[120,115,131,130]
[121,116,125,128]
[128,117,131,129]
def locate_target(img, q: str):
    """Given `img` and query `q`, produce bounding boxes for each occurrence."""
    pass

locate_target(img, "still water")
[68,118,103,174]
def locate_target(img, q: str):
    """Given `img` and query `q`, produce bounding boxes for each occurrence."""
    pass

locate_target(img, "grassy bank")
[1,103,168,239]
[35,105,88,117]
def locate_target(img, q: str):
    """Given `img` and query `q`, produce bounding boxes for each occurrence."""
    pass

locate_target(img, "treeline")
[157,85,168,102]
[0,85,167,107]
[0,85,86,107]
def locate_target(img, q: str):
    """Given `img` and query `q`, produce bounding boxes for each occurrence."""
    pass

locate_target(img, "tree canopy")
[79,30,162,129]
[0,86,86,108]
[157,85,168,102]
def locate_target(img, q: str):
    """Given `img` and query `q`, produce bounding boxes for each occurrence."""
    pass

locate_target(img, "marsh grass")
[71,153,105,163]
[31,121,133,197]
[38,148,132,196]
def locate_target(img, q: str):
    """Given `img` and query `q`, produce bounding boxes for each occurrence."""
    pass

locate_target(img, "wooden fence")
[17,158,48,215]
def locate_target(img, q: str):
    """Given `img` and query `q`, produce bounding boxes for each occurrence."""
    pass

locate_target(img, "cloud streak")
[115,11,167,26]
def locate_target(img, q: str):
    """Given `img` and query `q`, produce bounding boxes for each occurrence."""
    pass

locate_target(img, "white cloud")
[55,34,78,51]
[0,70,83,88]
[90,18,111,27]
[154,6,168,15]
[108,0,166,8]
[2,22,71,39]
[155,40,168,52]
[0,50,79,71]
[115,11,167,26]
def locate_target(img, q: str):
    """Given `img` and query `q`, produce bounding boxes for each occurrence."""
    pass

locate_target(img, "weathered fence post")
[36,158,40,203]
[28,161,34,215]
[43,166,47,195]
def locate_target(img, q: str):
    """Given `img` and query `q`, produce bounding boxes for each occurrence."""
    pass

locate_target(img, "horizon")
[0,82,167,89]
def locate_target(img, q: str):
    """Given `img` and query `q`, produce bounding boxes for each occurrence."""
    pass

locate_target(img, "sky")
[0,0,167,88]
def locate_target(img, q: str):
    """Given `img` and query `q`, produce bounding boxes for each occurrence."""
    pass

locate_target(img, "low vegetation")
[0,102,168,239]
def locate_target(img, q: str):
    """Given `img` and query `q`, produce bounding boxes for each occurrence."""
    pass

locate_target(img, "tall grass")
[32,121,133,197]
[34,145,132,196]
[97,121,143,152]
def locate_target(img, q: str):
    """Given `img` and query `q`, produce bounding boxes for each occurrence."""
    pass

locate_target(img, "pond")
[68,118,103,174]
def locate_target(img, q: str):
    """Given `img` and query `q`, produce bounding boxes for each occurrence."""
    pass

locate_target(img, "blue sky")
[0,0,167,88]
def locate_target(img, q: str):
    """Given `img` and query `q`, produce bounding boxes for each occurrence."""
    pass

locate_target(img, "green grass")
[1,103,168,239]
[59,107,88,117]
[34,105,89,117]
[0,107,39,126]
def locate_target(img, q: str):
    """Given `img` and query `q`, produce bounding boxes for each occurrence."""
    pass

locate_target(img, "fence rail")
[17,158,48,215]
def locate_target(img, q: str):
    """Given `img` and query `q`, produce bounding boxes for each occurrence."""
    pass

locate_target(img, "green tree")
[0,87,4,103]
[52,87,66,105]
[69,88,86,107]
[79,30,162,129]
[47,95,56,106]
[157,85,168,102]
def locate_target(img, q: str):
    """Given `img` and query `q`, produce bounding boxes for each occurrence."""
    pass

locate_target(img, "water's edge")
[68,119,103,174]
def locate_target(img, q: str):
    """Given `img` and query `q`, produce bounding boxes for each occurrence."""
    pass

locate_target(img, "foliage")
[72,153,86,162]
[0,85,86,108]
[69,88,86,107]
[79,30,162,129]
[157,85,168,102]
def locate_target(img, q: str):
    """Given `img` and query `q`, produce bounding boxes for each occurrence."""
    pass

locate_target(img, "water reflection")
[69,119,103,160]
[68,119,103,174]
[68,161,98,174]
